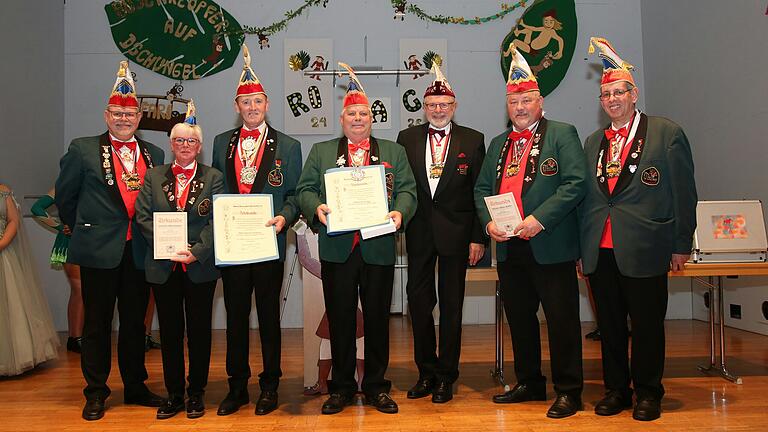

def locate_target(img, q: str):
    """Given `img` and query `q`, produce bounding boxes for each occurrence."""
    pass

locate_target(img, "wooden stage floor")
[1,318,767,431]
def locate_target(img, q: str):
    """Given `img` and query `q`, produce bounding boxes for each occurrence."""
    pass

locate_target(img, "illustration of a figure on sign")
[310,56,327,81]
[505,9,564,60]
[203,34,225,64]
[405,54,422,79]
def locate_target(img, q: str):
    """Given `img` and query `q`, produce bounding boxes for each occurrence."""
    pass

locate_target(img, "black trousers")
[321,247,394,397]
[497,238,583,397]
[588,248,668,400]
[221,260,284,393]
[406,244,468,384]
[80,241,150,400]
[153,267,216,398]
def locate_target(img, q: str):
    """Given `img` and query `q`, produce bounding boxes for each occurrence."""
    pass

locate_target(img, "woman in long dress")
[0,183,60,376]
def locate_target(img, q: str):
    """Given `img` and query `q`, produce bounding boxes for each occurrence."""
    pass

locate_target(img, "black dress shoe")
[217,391,249,416]
[66,336,82,353]
[546,393,583,419]
[255,390,278,415]
[186,395,205,419]
[431,381,453,403]
[407,378,434,399]
[144,334,161,352]
[595,390,633,416]
[82,396,106,421]
[585,328,601,341]
[492,383,546,404]
[124,390,164,407]
[321,393,354,415]
[366,392,398,414]
[156,397,185,420]
[633,397,661,421]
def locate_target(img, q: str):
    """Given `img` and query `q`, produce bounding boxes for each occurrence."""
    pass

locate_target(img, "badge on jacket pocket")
[385,172,394,201]
[197,198,212,216]
[540,158,558,176]
[641,166,660,186]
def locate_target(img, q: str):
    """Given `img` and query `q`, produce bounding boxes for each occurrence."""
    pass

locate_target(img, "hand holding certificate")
[324,165,391,234]
[213,194,279,266]
[483,192,523,238]
[153,212,188,259]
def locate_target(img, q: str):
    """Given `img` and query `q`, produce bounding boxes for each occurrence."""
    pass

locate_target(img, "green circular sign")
[500,0,577,97]
[105,0,245,80]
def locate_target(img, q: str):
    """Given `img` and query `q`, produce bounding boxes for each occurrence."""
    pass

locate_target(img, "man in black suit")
[396,63,486,403]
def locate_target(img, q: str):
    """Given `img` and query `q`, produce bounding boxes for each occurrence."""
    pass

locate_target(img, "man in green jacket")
[475,47,587,419]
[297,64,417,415]
[55,61,165,420]
[581,37,697,422]
[211,45,302,417]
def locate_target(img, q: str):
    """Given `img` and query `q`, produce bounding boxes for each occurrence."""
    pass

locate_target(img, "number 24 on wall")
[311,117,327,128]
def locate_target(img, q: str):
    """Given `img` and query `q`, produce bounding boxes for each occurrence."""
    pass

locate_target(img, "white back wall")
[7,0,697,330]
[641,0,768,335]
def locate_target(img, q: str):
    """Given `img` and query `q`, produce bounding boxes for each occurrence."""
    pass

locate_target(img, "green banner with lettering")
[105,0,245,80]
[500,0,577,97]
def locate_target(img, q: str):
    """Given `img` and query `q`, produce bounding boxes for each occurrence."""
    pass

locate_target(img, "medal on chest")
[122,171,142,191]
[350,148,367,167]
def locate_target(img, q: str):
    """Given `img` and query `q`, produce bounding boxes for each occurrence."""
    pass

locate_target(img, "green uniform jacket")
[135,163,225,285]
[474,118,587,264]
[579,114,697,278]
[211,124,302,262]
[55,132,165,269]
[296,137,417,265]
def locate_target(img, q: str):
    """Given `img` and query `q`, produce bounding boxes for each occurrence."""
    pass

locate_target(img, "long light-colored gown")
[0,188,59,376]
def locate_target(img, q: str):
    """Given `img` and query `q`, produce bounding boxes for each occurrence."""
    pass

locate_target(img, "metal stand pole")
[696,276,742,384]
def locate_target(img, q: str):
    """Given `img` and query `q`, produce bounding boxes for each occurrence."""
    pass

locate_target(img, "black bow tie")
[428,128,446,139]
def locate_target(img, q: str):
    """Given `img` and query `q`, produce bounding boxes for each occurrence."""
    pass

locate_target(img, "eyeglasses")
[598,88,633,101]
[107,110,139,120]
[424,102,455,111]
[172,137,200,146]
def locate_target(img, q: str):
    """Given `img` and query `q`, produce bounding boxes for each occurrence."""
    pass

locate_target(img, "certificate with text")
[153,212,188,260]
[324,165,390,234]
[213,194,279,266]
[484,192,523,237]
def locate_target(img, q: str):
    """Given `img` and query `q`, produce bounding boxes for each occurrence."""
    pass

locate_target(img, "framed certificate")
[324,165,390,234]
[484,192,523,237]
[153,212,188,259]
[213,194,280,266]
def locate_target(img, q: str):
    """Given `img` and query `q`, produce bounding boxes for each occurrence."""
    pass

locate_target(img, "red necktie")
[428,128,446,139]
[509,129,533,142]
[241,128,261,141]
[172,164,194,179]
[348,139,371,153]
[604,127,628,141]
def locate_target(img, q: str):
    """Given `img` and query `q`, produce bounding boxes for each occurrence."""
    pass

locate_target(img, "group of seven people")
[55,36,696,423]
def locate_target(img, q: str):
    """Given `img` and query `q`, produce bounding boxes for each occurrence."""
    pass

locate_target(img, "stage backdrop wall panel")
[641,0,768,335]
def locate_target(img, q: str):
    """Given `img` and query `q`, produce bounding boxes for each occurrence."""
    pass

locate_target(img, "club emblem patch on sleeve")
[540,158,558,176]
[197,198,212,216]
[641,166,660,186]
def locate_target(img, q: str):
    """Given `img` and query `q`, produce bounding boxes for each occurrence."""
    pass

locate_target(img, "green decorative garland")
[226,1,527,40]
[228,0,330,37]
[391,1,527,25]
